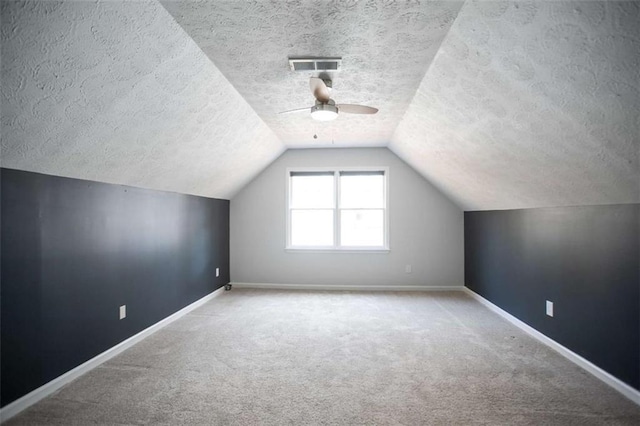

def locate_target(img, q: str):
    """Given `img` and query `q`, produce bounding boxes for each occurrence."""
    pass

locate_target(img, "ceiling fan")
[278,77,378,121]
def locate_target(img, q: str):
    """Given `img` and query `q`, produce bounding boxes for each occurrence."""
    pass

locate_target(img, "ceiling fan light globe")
[311,103,338,121]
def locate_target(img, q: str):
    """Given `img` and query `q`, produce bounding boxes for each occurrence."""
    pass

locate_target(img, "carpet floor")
[6,289,640,425]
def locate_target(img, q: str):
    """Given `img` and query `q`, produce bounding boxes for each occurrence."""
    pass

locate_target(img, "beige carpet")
[6,289,640,425]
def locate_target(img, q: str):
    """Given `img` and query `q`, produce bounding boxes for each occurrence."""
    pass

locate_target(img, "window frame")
[285,166,390,252]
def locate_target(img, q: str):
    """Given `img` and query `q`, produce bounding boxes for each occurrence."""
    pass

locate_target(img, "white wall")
[230,148,464,287]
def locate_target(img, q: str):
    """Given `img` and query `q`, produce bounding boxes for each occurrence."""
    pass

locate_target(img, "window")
[287,168,389,251]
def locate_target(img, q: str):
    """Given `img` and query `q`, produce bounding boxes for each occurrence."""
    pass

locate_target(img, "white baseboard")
[230,282,465,292]
[0,286,226,423]
[463,287,640,406]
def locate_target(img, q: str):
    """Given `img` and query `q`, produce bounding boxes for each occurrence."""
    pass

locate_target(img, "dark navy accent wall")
[1,168,230,407]
[465,204,639,390]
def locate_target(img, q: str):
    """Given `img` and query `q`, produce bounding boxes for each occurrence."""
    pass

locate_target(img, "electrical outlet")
[216,267,220,277]
[119,305,126,320]
[405,264,412,274]
[546,300,553,317]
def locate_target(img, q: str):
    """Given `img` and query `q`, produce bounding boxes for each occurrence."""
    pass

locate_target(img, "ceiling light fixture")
[311,101,338,121]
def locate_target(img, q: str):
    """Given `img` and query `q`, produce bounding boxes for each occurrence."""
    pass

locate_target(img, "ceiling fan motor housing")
[311,99,338,121]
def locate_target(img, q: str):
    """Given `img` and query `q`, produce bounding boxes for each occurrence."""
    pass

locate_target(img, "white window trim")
[285,166,390,252]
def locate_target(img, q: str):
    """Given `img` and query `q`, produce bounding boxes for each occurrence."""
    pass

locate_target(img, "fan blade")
[278,107,310,115]
[310,77,331,103]
[337,104,378,114]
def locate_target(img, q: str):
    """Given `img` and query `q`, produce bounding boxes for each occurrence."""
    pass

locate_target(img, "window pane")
[291,210,334,246]
[291,174,334,208]
[339,174,383,208]
[340,209,383,246]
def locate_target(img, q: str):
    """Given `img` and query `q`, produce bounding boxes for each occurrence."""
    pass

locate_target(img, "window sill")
[285,246,390,254]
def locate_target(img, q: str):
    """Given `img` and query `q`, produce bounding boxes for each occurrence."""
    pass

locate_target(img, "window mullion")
[287,173,292,247]
[334,171,340,248]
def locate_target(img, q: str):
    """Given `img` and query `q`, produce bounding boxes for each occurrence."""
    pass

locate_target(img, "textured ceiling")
[1,0,284,199]
[161,0,464,147]
[2,1,638,210]
[391,0,640,210]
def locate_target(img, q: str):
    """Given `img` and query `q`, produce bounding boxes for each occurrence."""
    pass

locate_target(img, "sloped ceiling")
[2,1,638,210]
[391,0,640,210]
[1,0,284,199]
